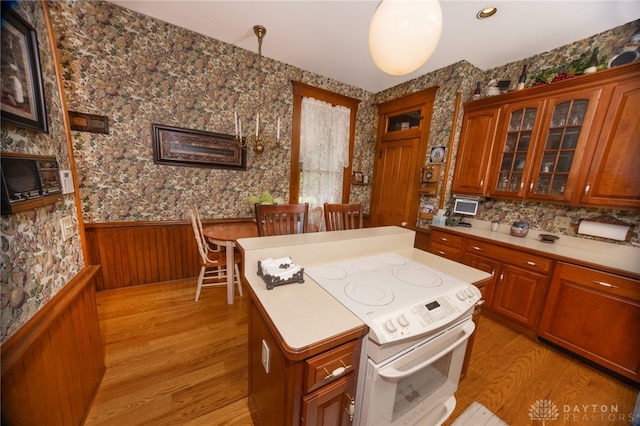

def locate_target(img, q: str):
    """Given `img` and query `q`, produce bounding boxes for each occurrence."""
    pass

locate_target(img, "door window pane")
[387,110,421,132]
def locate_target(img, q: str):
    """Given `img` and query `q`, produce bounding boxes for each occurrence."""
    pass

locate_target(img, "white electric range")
[306,252,482,426]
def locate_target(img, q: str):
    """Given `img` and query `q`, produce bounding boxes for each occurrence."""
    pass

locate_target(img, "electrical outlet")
[553,216,571,229]
[261,339,270,374]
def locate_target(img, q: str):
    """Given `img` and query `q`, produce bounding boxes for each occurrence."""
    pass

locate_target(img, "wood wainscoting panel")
[85,219,255,291]
[1,266,104,426]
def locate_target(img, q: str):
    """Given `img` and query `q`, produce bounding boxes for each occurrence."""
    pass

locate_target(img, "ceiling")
[108,1,639,93]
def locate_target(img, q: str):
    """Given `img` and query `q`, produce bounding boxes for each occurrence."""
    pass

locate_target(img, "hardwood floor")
[85,279,253,425]
[86,280,637,425]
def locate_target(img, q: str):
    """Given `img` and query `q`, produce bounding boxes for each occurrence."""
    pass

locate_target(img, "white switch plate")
[60,216,74,241]
[553,216,571,229]
[261,339,270,374]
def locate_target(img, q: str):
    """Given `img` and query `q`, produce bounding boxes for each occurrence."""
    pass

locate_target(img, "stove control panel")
[369,284,480,344]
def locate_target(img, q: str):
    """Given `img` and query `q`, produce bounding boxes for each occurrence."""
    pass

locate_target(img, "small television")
[453,198,479,216]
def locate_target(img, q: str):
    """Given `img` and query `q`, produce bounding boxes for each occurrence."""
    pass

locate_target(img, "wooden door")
[369,87,437,228]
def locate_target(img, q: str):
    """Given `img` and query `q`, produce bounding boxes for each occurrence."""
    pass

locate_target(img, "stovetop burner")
[305,253,481,346]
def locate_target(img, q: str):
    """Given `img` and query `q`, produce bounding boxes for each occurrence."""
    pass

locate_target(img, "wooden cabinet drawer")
[466,239,552,273]
[430,230,464,249]
[429,243,463,262]
[304,340,359,394]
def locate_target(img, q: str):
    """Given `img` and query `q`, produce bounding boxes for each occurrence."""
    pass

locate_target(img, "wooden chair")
[255,203,309,236]
[189,209,242,301]
[323,203,364,231]
[308,206,324,232]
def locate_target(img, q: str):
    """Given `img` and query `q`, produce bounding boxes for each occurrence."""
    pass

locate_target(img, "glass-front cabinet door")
[527,89,602,202]
[490,100,544,197]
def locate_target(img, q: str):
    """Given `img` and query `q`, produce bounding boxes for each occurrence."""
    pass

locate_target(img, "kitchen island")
[237,226,492,426]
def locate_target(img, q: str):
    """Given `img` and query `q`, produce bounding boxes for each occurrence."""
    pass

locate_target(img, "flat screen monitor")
[453,198,478,216]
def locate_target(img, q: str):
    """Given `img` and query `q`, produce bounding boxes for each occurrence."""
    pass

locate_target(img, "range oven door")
[361,319,475,426]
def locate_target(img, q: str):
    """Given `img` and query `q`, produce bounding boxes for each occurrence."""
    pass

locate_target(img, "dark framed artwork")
[1,6,48,133]
[68,111,109,134]
[152,124,246,170]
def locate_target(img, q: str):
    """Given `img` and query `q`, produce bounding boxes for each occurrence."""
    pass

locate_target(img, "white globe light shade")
[368,0,443,76]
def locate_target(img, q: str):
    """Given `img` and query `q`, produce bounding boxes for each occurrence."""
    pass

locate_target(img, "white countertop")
[430,219,640,277]
[238,227,492,352]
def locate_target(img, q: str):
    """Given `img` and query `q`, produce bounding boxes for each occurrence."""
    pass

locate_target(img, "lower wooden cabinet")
[428,229,464,262]
[538,262,640,383]
[492,263,548,328]
[302,374,356,426]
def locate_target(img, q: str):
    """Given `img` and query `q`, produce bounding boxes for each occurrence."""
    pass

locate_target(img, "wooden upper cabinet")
[488,99,545,198]
[577,74,640,209]
[451,61,640,209]
[525,88,604,203]
[451,107,500,195]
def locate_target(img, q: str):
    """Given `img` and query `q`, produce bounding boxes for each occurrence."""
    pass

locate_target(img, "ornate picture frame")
[1,6,48,133]
[152,123,246,170]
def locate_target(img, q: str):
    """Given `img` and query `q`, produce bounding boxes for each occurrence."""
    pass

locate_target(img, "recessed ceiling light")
[477,7,497,19]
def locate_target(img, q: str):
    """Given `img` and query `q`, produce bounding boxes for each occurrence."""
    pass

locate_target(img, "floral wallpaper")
[48,0,376,222]
[1,1,83,343]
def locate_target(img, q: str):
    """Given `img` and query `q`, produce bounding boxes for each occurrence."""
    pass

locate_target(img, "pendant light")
[368,0,443,76]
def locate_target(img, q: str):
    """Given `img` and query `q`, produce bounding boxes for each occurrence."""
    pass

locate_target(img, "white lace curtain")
[299,97,351,208]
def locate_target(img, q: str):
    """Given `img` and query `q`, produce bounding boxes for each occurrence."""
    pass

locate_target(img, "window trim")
[290,81,360,204]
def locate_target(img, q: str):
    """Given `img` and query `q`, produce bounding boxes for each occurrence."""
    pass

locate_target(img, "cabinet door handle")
[584,183,590,195]
[345,393,355,422]
[480,179,484,188]
[441,237,448,242]
[323,360,352,380]
[437,250,446,255]
[471,246,483,251]
[530,182,534,191]
[500,273,504,281]
[593,280,618,289]
[526,261,537,266]
[491,269,495,276]
[520,182,524,189]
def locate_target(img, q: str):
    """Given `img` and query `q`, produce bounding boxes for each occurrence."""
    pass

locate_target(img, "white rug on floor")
[451,401,509,426]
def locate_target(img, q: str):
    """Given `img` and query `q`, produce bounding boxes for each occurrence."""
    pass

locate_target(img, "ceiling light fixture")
[476,7,498,19]
[368,0,443,76]
[234,25,280,154]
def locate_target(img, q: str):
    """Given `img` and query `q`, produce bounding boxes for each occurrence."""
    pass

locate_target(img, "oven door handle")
[378,321,475,380]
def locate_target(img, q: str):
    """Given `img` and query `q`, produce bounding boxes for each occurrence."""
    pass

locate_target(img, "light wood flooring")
[86,279,638,425]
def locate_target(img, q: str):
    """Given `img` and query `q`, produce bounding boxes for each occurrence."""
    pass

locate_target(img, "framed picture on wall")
[1,6,48,133]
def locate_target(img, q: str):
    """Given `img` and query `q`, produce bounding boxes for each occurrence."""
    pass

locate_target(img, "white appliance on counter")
[306,253,481,426]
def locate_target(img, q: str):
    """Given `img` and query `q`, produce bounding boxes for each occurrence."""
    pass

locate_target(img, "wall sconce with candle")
[234,25,281,154]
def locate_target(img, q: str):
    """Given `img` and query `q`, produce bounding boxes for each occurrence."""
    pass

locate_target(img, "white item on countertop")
[577,220,630,241]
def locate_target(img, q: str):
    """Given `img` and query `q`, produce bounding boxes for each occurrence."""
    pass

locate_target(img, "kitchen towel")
[577,220,631,241]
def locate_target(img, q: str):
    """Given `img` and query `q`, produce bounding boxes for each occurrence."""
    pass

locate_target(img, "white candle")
[255,113,259,137]
[277,117,280,140]
[234,110,238,136]
[239,119,242,139]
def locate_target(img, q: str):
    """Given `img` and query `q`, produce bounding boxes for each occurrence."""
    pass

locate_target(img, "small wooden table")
[203,221,259,304]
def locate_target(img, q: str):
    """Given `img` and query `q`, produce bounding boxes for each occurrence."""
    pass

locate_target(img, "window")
[290,82,360,205]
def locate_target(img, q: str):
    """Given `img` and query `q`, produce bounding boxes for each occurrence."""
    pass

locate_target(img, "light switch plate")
[60,216,74,241]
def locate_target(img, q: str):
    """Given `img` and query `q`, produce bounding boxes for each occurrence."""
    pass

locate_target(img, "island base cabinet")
[301,374,356,426]
[248,299,364,426]
[538,262,640,384]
